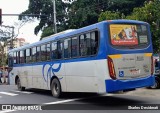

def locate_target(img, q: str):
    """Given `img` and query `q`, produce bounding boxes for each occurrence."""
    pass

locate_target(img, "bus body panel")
[64,59,108,92]
[109,53,152,80]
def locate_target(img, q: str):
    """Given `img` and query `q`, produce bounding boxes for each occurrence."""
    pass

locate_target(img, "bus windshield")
[109,24,149,48]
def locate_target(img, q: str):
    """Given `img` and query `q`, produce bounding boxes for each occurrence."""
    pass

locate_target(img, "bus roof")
[8,19,148,52]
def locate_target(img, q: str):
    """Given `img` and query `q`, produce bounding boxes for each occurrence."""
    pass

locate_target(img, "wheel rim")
[151,80,158,89]
[53,83,59,96]
[17,79,21,90]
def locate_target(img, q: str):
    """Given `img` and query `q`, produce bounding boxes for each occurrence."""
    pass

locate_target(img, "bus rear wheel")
[150,77,160,89]
[17,77,25,91]
[51,78,62,98]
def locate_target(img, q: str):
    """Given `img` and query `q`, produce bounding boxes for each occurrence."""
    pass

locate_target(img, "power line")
[2,14,47,17]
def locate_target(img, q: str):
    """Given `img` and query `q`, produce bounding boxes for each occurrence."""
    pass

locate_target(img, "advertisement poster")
[110,24,138,45]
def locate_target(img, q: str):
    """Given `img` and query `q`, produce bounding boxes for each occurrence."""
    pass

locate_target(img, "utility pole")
[53,0,57,33]
[11,26,14,49]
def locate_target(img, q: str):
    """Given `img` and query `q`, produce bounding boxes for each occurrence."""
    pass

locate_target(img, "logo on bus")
[42,63,62,87]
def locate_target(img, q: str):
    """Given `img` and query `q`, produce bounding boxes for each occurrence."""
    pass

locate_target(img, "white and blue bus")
[8,20,155,98]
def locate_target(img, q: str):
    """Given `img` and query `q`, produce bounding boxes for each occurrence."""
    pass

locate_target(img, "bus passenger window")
[13,52,17,64]
[20,51,25,63]
[57,40,63,59]
[32,47,36,62]
[37,46,41,61]
[8,52,13,67]
[91,31,98,55]
[86,33,91,55]
[52,41,58,59]
[79,34,87,56]
[17,51,20,64]
[64,38,71,58]
[71,37,78,57]
[41,45,46,61]
[46,43,51,61]
[26,49,32,63]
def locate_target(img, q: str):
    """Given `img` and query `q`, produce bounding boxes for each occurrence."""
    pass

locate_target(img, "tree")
[98,11,121,22]
[126,0,160,53]
[19,0,69,36]
[20,0,147,39]
[41,26,53,39]
[107,0,146,15]
[98,0,160,53]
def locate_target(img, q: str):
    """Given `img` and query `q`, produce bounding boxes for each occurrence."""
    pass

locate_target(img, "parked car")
[150,61,160,89]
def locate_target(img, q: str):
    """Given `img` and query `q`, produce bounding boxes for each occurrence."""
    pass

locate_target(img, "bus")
[8,20,155,98]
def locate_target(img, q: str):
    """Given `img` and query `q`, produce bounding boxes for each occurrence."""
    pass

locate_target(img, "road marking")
[43,98,82,105]
[0,110,16,113]
[11,90,33,94]
[0,92,18,96]
[103,94,114,96]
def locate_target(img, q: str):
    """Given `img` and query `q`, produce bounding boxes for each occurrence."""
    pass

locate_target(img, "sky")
[0,0,41,43]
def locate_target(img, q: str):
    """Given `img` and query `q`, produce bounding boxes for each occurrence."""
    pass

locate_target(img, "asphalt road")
[0,85,160,113]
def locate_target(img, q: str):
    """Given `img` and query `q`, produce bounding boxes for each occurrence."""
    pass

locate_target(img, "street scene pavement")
[0,85,160,113]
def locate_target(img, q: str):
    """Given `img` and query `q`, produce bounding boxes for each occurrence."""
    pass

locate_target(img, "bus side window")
[86,33,91,55]
[91,31,98,55]
[37,46,41,61]
[8,52,13,67]
[64,38,71,58]
[71,37,78,57]
[20,51,25,64]
[17,51,20,64]
[13,52,17,64]
[46,43,51,61]
[57,40,63,59]
[41,45,46,61]
[32,47,36,62]
[26,49,31,63]
[52,41,58,59]
[79,34,87,56]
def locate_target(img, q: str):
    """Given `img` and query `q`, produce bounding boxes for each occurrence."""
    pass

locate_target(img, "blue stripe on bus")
[12,57,105,67]
[105,75,155,93]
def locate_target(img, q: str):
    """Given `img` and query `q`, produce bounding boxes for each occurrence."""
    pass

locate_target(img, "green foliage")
[126,0,160,53]
[107,0,146,15]
[19,0,69,35]
[98,11,121,22]
[41,26,54,40]
[98,0,160,53]
[20,0,160,52]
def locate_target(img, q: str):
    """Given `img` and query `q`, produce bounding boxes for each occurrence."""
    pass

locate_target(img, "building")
[4,38,29,54]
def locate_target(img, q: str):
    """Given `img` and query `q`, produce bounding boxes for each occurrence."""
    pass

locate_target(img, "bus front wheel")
[17,77,25,91]
[51,78,62,98]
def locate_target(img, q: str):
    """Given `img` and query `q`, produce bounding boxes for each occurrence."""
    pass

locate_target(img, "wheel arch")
[15,75,19,85]
[50,76,61,89]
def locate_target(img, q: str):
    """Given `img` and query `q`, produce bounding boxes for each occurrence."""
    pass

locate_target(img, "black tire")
[17,77,25,91]
[150,77,160,89]
[51,78,62,98]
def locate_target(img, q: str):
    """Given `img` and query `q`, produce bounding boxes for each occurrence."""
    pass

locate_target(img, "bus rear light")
[151,56,154,75]
[108,56,116,80]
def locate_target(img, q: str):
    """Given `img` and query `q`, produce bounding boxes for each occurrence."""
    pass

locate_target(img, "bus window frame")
[9,29,100,64]
[61,29,100,60]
